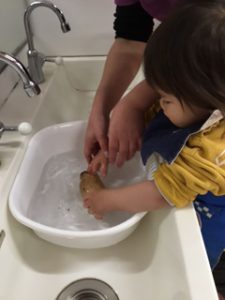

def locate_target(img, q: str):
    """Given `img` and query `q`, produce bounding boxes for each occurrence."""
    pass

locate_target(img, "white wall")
[27,0,115,56]
[0,0,26,54]
[0,0,27,105]
[0,0,115,106]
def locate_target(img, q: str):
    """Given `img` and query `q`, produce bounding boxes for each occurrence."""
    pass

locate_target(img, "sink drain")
[56,278,119,300]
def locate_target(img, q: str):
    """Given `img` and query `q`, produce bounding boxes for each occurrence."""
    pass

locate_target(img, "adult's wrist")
[92,90,119,116]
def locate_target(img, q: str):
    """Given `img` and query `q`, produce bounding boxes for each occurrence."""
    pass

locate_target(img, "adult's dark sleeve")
[113,3,154,42]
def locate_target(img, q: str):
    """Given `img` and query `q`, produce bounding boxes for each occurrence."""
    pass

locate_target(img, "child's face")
[158,90,211,127]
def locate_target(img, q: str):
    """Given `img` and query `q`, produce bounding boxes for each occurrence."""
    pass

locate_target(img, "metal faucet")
[0,51,40,97]
[24,0,71,84]
[0,121,32,139]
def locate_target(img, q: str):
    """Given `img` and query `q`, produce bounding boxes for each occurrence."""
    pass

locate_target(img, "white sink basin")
[0,57,218,299]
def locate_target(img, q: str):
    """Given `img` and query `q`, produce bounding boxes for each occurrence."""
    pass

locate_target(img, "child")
[84,1,225,296]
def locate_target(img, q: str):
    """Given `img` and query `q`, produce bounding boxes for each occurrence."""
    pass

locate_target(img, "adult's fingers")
[128,142,139,160]
[128,136,142,159]
[98,134,108,154]
[84,135,96,163]
[116,136,141,166]
[100,162,107,177]
[84,134,108,163]
[94,213,103,220]
[116,141,130,167]
[88,160,100,174]
[108,136,119,164]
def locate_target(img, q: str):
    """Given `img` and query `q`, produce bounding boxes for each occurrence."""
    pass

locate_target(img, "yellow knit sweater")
[148,110,225,207]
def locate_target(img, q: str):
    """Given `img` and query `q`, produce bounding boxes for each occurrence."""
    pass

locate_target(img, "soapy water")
[27,151,146,231]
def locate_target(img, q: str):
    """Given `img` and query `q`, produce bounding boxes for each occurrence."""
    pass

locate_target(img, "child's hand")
[88,150,108,176]
[83,189,115,219]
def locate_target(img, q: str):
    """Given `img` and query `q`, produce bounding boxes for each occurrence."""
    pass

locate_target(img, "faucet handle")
[17,122,33,135]
[0,121,32,138]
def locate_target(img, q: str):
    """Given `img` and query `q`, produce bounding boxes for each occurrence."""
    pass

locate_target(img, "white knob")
[18,122,32,135]
[55,56,63,65]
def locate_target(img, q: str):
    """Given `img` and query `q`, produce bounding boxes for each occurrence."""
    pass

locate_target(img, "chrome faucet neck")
[0,52,40,97]
[24,0,70,84]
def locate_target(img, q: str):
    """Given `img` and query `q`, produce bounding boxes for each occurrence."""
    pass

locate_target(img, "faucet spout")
[0,52,41,97]
[24,0,71,83]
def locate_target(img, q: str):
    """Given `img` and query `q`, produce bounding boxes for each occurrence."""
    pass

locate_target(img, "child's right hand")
[88,150,108,177]
[83,188,116,220]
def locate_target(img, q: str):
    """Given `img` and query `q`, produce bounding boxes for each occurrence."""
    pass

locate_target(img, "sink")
[0,57,218,299]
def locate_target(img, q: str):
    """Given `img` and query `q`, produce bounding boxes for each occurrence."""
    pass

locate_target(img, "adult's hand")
[108,99,145,167]
[84,110,109,163]
[83,39,146,163]
[108,80,159,167]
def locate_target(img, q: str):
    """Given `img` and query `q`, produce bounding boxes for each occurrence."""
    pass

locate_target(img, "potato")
[80,171,105,198]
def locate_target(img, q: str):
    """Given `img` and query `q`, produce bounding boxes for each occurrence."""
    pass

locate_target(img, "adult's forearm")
[92,38,146,115]
[121,80,159,112]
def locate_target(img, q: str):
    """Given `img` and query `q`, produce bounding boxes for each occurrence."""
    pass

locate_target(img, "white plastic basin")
[9,120,146,248]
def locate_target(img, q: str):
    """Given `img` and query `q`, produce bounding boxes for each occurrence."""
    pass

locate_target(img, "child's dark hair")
[144,0,225,112]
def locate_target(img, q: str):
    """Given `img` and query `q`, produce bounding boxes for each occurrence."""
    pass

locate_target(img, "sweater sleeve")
[153,122,225,207]
[113,3,154,42]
